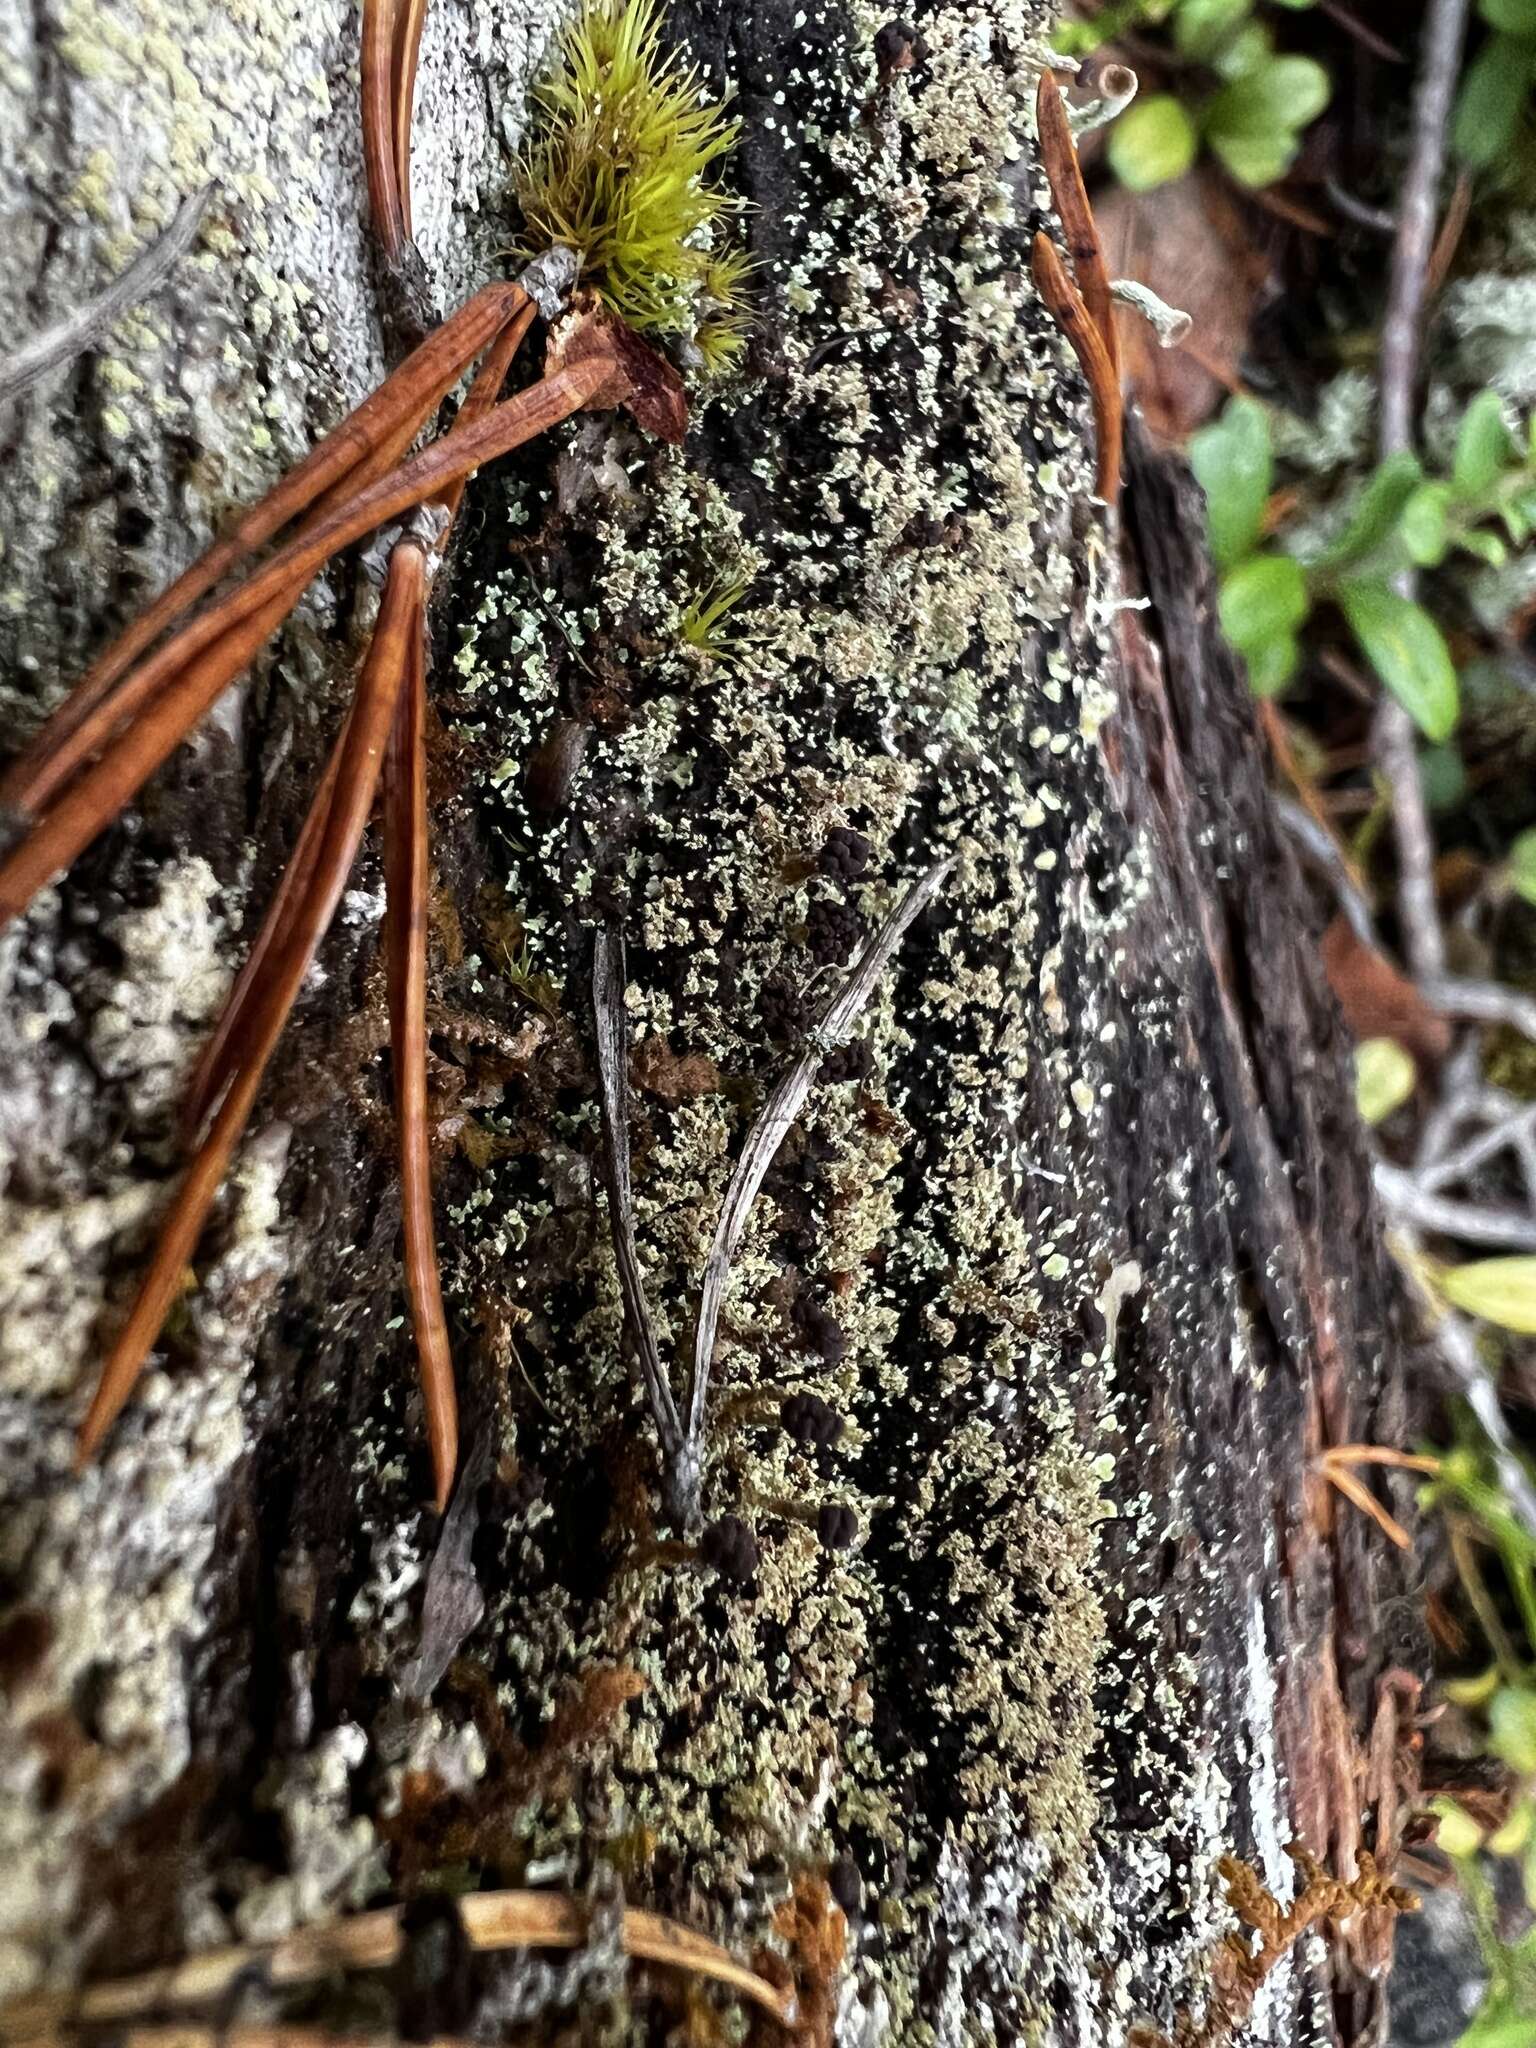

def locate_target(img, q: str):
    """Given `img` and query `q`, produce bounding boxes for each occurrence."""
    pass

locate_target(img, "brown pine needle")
[0,284,528,816]
[0,1891,796,2041]
[1325,1444,1442,1475]
[1322,1460,1415,1550]
[1319,1443,1438,1549]
[1036,70,1119,376]
[75,547,424,1465]
[180,296,535,1147]
[383,594,457,1511]
[180,728,348,1143]
[363,0,409,262]
[0,355,617,931]
[392,0,429,241]
[1032,231,1122,502]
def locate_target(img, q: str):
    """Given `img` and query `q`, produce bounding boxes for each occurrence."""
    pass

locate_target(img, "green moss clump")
[517,0,748,347]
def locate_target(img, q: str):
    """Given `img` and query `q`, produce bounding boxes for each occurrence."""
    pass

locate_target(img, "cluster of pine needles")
[517,0,752,370]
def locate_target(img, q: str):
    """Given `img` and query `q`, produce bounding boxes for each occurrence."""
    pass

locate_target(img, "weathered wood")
[0,2,1421,2042]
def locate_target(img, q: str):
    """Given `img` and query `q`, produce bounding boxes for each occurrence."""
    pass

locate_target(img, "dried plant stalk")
[685,858,954,1458]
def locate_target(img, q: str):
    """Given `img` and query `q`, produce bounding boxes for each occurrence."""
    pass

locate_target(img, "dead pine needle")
[1033,70,1123,503]
[0,1891,796,2044]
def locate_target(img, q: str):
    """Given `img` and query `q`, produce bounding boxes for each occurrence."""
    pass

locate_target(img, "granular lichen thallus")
[0,0,744,1514]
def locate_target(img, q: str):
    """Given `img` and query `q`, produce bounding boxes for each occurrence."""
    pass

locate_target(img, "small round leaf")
[1354,1037,1416,1124]
[1107,95,1200,192]
[1218,552,1310,651]
[1339,580,1460,742]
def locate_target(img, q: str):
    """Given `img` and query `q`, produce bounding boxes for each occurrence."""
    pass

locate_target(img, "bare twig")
[1374,1162,1536,1252]
[1418,1101,1536,1194]
[685,858,954,1476]
[1273,795,1377,947]
[1415,1036,1483,1171]
[1373,0,1471,982]
[0,188,212,410]
[1420,973,1536,1045]
[593,927,689,1504]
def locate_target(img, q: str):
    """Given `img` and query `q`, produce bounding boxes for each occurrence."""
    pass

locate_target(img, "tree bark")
[0,3,1422,2044]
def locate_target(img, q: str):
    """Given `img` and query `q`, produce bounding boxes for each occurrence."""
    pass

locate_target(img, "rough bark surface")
[0,2,1421,2044]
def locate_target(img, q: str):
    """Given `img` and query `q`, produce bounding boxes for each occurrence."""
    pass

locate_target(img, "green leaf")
[1172,0,1250,60]
[1219,553,1309,657]
[1460,527,1510,566]
[1108,95,1200,191]
[1315,449,1424,569]
[1455,390,1514,498]
[1355,1037,1416,1124]
[1205,122,1295,186]
[1421,741,1468,813]
[1482,0,1536,32]
[1400,482,1452,566]
[1455,34,1536,168]
[1189,395,1273,568]
[1203,54,1330,185]
[1492,1687,1536,1773]
[1441,1255,1536,1332]
[1211,21,1273,80]
[1206,54,1329,133]
[1432,1796,1486,1860]
[1340,580,1460,740]
[1245,630,1299,696]
[1509,827,1536,906]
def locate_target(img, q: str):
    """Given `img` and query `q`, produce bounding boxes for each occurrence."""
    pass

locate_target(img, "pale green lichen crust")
[408,0,1152,2038]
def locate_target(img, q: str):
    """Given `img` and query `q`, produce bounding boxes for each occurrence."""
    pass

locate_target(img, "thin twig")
[592,928,688,1496]
[1374,0,1471,983]
[1374,1162,1536,1252]
[1418,1102,1536,1193]
[1415,1035,1483,1171]
[1420,973,1536,1045]
[1273,794,1377,947]
[0,188,212,410]
[685,858,954,1484]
